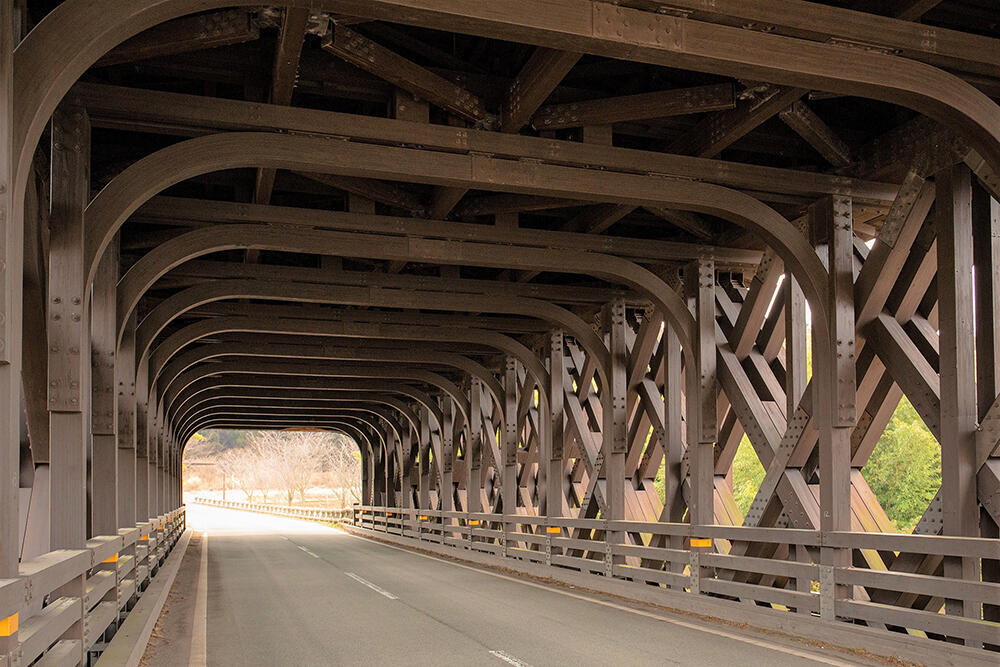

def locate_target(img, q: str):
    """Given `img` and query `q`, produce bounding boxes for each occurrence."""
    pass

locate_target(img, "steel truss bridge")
[0,0,999,664]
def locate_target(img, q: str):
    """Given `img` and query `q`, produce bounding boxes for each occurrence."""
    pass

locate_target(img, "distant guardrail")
[192,497,353,522]
[347,505,1000,658]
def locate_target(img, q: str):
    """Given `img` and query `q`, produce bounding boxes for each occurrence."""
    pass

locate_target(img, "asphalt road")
[142,504,873,667]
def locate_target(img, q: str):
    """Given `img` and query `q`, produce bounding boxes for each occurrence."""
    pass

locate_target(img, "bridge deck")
[144,505,865,667]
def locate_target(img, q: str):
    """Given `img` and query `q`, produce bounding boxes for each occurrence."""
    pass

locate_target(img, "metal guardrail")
[0,507,186,666]
[349,506,1000,652]
[192,497,353,522]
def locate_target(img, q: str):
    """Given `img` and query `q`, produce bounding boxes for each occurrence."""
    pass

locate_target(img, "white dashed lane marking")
[344,572,398,600]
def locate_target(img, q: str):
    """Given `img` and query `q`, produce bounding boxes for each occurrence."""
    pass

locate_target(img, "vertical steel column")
[662,324,685,523]
[547,331,565,518]
[785,276,808,416]
[47,104,90,550]
[811,196,855,616]
[973,179,1000,420]
[90,239,118,536]
[402,419,415,509]
[117,313,137,529]
[162,440,171,511]
[170,444,179,510]
[134,365,149,523]
[0,7,19,658]
[467,377,483,515]
[163,442,172,511]
[936,165,981,628]
[165,413,174,511]
[440,396,454,513]
[534,360,550,519]
[602,300,627,536]
[378,427,388,506]
[685,260,716,529]
[146,390,158,518]
[418,405,431,510]
[502,357,518,554]
[363,433,374,506]
[384,426,396,507]
[502,357,518,515]
[972,177,1000,627]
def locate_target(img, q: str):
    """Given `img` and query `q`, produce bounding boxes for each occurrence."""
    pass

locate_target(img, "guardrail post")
[688,550,701,595]
[603,520,613,578]
[795,543,812,615]
[818,564,836,620]
[501,517,509,559]
[689,536,712,595]
[53,568,86,664]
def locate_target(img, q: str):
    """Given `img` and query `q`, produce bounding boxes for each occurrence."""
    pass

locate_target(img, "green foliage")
[732,435,765,516]
[861,397,940,533]
[654,464,665,504]
[185,429,256,459]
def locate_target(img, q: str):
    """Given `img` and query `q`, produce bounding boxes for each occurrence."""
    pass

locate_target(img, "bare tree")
[326,434,363,508]
[252,431,332,505]
[217,449,259,502]
[210,430,361,509]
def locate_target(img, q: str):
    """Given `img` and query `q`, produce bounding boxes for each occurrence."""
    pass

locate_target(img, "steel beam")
[47,104,89,549]
[90,237,118,536]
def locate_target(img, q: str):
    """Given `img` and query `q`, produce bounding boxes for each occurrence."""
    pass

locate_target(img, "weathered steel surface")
[4,2,1000,661]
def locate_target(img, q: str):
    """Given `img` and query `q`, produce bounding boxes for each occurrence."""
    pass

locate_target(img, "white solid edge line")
[188,532,209,667]
[344,531,854,667]
[344,571,399,600]
[488,649,533,667]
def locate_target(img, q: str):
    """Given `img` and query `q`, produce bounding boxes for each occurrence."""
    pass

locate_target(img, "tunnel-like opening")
[183,428,362,511]
[3,3,999,663]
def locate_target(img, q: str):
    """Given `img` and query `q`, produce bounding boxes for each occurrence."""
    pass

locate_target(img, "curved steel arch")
[182,403,406,441]
[167,373,458,486]
[184,421,355,444]
[159,354,471,426]
[183,417,378,450]
[188,413,387,504]
[169,374,446,457]
[148,321,505,410]
[183,411,391,504]
[164,361,457,430]
[117,250,608,379]
[172,388,422,436]
[181,407,398,464]
[80,131,852,420]
[81,131,834,347]
[183,412,387,465]
[153,338,502,449]
[135,285,549,393]
[15,0,1000,248]
[183,404,405,494]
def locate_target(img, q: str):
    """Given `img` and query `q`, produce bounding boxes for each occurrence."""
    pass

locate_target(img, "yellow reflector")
[139,534,149,541]
[103,553,119,564]
[419,516,429,521]
[0,613,18,636]
[690,538,712,548]
[545,526,561,534]
[469,520,480,526]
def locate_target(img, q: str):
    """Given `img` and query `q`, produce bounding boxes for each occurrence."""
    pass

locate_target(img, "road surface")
[141,504,876,666]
